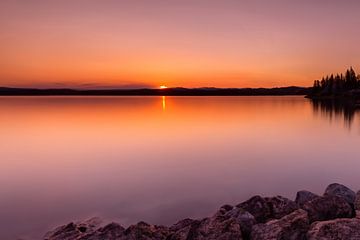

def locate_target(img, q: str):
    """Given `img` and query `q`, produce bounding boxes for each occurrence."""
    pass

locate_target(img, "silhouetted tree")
[312,67,359,96]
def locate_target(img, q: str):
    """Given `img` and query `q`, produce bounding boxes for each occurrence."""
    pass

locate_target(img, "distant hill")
[0,86,311,96]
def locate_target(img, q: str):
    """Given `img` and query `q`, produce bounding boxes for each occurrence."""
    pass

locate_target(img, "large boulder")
[237,196,271,223]
[324,183,356,205]
[307,218,360,240]
[295,190,318,208]
[303,195,354,223]
[250,209,309,240]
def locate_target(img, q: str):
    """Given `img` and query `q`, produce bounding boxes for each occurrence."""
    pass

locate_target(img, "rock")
[79,223,125,240]
[236,196,271,223]
[223,207,256,238]
[44,219,169,240]
[250,209,309,240]
[121,222,170,240]
[324,183,356,205]
[307,218,360,240]
[354,190,360,210]
[303,195,354,222]
[169,217,243,240]
[185,217,243,240]
[236,195,298,223]
[168,207,244,240]
[168,219,196,240]
[265,196,299,219]
[44,218,103,240]
[295,190,318,208]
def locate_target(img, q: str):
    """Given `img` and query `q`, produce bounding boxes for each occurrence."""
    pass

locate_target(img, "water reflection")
[310,98,360,128]
[162,96,166,111]
[1,96,360,239]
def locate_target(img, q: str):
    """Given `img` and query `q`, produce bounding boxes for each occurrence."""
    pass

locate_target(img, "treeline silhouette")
[0,86,310,96]
[312,67,360,96]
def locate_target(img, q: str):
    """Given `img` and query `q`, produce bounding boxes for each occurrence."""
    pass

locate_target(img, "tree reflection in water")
[310,98,360,129]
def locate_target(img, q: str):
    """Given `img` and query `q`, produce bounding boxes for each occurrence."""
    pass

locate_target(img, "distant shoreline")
[0,86,311,96]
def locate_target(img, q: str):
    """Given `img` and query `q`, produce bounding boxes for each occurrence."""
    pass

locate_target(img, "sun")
[159,85,168,89]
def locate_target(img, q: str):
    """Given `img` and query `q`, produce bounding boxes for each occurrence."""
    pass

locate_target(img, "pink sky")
[1,0,360,88]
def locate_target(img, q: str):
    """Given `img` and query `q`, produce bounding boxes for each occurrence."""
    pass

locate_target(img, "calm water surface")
[1,96,360,239]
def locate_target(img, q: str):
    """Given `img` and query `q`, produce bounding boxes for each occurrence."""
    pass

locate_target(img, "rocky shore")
[45,183,360,240]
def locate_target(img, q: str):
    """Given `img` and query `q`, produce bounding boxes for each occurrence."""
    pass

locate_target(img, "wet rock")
[250,209,309,240]
[303,195,354,222]
[354,190,360,210]
[265,196,299,219]
[236,196,272,223]
[295,190,318,208]
[307,218,360,240]
[324,183,356,205]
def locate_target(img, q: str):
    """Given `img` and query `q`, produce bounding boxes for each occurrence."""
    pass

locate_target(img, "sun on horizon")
[159,85,168,89]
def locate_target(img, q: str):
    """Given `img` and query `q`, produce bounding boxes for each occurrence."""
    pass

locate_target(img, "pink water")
[0,96,359,239]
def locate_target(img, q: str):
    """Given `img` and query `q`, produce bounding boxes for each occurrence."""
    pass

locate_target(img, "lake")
[0,96,359,239]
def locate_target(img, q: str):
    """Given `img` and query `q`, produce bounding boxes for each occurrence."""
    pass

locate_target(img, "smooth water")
[1,96,359,239]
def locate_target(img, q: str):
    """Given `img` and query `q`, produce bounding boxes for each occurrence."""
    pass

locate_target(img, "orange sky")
[1,0,360,88]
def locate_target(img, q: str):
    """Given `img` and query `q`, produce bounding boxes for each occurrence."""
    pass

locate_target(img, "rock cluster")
[44,183,360,240]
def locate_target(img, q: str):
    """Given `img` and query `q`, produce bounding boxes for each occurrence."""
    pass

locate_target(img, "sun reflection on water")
[162,96,166,111]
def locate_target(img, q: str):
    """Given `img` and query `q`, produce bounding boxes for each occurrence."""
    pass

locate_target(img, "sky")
[1,0,360,89]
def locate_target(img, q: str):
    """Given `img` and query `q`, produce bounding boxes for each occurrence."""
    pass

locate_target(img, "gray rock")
[295,190,318,208]
[265,196,299,219]
[307,218,360,240]
[303,195,354,223]
[237,195,271,223]
[354,190,360,210]
[250,209,309,240]
[324,183,356,205]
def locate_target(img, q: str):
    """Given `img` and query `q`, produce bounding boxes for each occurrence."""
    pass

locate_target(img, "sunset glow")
[0,0,360,88]
[160,85,168,89]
